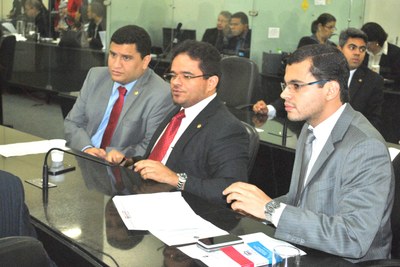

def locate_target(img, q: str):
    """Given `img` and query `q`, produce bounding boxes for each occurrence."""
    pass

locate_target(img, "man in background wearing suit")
[107,40,249,204]
[253,28,384,133]
[201,11,231,53]
[64,25,174,160]
[224,44,394,262]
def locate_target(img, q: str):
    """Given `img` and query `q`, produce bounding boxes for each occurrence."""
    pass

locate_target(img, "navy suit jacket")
[144,97,249,204]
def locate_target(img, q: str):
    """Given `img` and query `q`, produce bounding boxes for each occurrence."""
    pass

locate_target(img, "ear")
[207,75,219,92]
[142,55,152,69]
[325,80,340,101]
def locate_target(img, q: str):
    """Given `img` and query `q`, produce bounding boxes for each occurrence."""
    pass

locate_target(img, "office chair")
[218,56,259,109]
[356,153,400,266]
[0,35,17,125]
[242,122,260,176]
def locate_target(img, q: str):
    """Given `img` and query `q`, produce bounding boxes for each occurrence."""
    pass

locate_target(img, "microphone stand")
[42,148,112,203]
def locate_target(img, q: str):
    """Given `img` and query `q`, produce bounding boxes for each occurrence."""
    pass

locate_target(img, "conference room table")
[0,125,358,266]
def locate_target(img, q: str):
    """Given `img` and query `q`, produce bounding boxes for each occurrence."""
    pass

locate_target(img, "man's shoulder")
[355,66,384,83]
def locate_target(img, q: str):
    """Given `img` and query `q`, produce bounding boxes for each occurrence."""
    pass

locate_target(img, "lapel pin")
[134,90,139,95]
[197,124,202,129]
[358,79,362,83]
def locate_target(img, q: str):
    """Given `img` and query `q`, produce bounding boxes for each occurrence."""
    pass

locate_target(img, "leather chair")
[0,236,52,267]
[0,170,53,266]
[218,56,259,109]
[242,122,260,176]
[357,152,400,266]
[0,35,17,125]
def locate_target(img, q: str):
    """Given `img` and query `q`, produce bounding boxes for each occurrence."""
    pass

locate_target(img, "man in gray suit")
[64,25,174,159]
[224,44,394,262]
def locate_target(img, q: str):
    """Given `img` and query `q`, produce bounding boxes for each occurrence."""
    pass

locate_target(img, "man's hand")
[105,150,126,165]
[253,100,269,115]
[84,147,106,159]
[134,159,179,187]
[223,182,271,219]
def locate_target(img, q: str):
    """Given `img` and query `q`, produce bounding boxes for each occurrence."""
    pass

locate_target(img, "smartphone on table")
[196,234,243,252]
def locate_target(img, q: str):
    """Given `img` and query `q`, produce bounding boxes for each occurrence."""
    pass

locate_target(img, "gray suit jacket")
[275,104,394,262]
[64,67,174,157]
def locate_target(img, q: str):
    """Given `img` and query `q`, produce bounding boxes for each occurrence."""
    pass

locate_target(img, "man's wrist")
[176,173,187,190]
[264,200,280,222]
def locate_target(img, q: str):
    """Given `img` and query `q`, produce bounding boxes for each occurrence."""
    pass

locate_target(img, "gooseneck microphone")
[42,148,113,203]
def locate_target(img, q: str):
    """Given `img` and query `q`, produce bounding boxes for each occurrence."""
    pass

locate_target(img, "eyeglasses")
[348,44,367,53]
[324,25,337,31]
[281,80,330,92]
[163,73,212,82]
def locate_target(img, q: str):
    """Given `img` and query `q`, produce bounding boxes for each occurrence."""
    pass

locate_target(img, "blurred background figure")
[297,13,336,48]
[87,1,105,49]
[225,11,251,57]
[24,0,52,38]
[7,0,25,25]
[201,11,231,53]
[361,22,400,86]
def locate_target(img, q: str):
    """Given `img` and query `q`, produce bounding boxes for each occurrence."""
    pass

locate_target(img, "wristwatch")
[176,173,187,190]
[264,200,280,222]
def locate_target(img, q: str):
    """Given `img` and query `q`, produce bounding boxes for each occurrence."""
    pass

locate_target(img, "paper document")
[179,232,306,267]
[113,192,227,246]
[0,139,68,157]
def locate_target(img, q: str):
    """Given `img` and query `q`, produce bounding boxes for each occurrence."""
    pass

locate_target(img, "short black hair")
[287,44,349,103]
[171,40,222,79]
[361,22,388,47]
[338,28,368,47]
[110,25,151,58]
[231,12,249,25]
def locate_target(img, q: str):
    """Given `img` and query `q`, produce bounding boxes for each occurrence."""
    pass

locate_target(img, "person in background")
[253,28,384,134]
[64,25,174,160]
[24,0,52,38]
[297,13,336,48]
[201,11,231,53]
[361,22,400,86]
[7,0,25,23]
[337,28,384,132]
[87,1,105,49]
[106,40,249,204]
[224,11,251,57]
[225,44,393,263]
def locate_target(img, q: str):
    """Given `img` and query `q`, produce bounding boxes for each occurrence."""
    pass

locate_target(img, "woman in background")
[297,13,336,48]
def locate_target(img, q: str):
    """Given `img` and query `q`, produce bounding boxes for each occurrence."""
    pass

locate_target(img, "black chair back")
[241,122,260,176]
[0,35,17,84]
[218,56,259,109]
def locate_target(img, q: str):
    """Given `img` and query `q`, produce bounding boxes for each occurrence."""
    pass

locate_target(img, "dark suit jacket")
[144,97,249,204]
[224,30,251,58]
[0,171,36,238]
[87,19,105,49]
[297,35,336,48]
[363,42,400,85]
[271,69,384,133]
[349,66,384,132]
[202,28,225,52]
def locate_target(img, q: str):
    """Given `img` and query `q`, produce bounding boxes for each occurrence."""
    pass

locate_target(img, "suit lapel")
[304,105,356,188]
[349,68,364,100]
[166,98,222,167]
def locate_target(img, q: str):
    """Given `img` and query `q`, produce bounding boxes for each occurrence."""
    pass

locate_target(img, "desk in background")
[0,126,355,266]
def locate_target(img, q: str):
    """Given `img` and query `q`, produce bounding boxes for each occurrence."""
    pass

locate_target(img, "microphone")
[173,22,182,44]
[42,148,113,203]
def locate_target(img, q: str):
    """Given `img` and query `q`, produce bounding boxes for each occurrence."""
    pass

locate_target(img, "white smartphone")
[196,234,243,252]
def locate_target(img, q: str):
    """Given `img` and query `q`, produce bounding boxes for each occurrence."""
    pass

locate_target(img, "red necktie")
[148,109,185,161]
[101,86,127,149]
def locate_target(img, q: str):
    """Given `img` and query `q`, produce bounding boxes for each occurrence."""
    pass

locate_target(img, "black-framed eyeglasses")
[163,73,212,82]
[280,80,330,92]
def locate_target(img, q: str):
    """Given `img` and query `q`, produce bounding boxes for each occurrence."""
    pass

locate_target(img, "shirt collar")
[309,103,347,142]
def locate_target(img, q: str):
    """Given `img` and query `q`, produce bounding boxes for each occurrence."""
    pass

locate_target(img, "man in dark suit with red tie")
[107,40,249,204]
